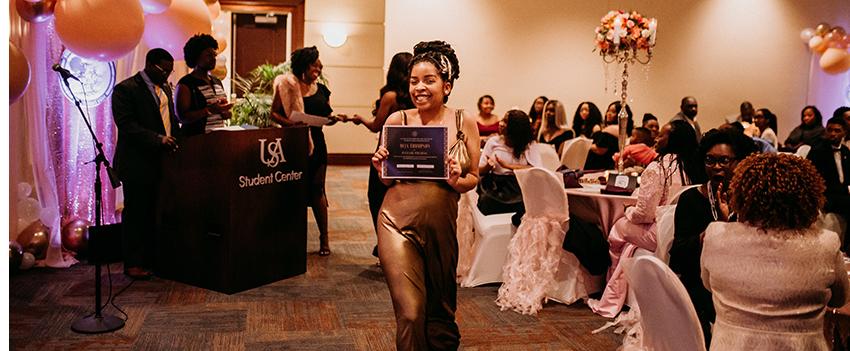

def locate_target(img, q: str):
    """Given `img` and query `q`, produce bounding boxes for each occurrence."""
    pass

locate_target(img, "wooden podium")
[156,127,309,294]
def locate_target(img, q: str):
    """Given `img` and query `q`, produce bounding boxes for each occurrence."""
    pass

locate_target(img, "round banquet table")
[565,183,638,237]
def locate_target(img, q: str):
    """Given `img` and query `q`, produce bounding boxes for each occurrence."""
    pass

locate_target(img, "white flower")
[641,29,650,38]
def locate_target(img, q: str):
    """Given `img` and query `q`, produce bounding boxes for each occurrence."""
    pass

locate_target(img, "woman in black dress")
[584,101,632,170]
[350,52,414,259]
[271,46,339,256]
[669,128,756,345]
[571,101,603,138]
[536,100,574,154]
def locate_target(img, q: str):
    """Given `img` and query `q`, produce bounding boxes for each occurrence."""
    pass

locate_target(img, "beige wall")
[383,0,850,143]
[305,0,386,154]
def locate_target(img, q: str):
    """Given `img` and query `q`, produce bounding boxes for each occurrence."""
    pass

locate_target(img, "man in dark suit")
[808,116,850,251]
[112,48,179,279]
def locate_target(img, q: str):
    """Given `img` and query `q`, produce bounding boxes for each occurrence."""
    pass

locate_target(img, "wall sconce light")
[322,24,348,48]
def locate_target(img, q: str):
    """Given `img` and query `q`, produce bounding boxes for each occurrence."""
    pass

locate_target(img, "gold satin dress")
[377,180,461,351]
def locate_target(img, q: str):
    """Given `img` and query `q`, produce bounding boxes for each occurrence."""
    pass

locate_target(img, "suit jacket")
[111,72,179,182]
[807,142,850,206]
[670,111,702,142]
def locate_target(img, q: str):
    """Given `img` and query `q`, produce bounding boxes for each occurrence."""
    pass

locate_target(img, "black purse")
[477,173,523,206]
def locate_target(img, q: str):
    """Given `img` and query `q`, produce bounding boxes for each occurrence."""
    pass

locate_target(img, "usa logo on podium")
[259,138,286,168]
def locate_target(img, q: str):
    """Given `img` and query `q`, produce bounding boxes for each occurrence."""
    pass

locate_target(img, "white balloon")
[140,0,172,14]
[17,198,40,225]
[800,28,816,43]
[20,252,35,270]
[17,182,32,200]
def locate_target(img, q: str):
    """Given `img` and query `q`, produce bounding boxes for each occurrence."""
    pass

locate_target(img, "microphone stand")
[60,74,125,334]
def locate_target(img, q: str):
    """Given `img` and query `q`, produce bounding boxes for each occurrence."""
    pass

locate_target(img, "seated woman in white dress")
[477,109,542,216]
[701,153,849,350]
[753,108,778,149]
[589,120,702,318]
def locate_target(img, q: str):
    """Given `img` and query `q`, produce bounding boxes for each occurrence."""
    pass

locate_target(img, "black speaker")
[87,223,122,265]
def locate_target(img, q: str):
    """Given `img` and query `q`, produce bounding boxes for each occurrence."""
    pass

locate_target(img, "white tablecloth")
[566,184,637,236]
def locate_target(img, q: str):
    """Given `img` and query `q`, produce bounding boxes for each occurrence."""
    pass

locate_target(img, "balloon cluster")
[12,183,48,272]
[11,182,94,271]
[15,0,222,63]
[801,23,850,75]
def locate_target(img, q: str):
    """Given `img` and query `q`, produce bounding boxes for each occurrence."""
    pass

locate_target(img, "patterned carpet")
[9,166,622,350]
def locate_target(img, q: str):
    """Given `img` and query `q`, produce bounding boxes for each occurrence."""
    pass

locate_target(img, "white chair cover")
[623,255,706,351]
[532,143,561,172]
[460,189,515,287]
[653,185,699,264]
[496,167,597,314]
[560,137,592,170]
[456,191,477,282]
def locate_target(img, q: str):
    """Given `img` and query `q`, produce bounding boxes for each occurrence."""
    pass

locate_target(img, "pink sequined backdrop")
[43,22,118,226]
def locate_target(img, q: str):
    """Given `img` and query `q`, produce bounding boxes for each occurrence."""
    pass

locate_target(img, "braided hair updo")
[410,41,460,102]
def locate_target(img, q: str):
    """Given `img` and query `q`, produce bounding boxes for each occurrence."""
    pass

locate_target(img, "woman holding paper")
[349,52,414,260]
[371,40,480,350]
[175,34,233,136]
[271,46,340,256]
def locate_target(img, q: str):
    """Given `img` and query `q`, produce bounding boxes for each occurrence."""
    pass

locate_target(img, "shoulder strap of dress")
[401,110,407,125]
[455,109,465,140]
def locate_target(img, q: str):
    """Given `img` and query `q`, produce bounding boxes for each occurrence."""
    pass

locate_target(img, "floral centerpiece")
[594,10,657,173]
[594,10,657,63]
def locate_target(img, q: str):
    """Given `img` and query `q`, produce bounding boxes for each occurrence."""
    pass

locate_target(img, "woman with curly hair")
[175,34,232,136]
[589,119,700,318]
[668,128,756,345]
[701,153,849,350]
[271,46,341,256]
[371,40,480,350]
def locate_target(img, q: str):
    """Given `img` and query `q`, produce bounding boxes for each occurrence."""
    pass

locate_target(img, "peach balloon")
[215,35,227,54]
[140,0,171,14]
[207,1,220,20]
[10,42,31,104]
[820,48,850,75]
[143,0,212,60]
[15,0,57,23]
[54,0,145,62]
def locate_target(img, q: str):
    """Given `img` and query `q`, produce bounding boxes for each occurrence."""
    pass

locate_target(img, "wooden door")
[232,13,289,95]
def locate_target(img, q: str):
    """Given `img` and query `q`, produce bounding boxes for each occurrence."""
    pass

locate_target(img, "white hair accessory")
[438,53,452,81]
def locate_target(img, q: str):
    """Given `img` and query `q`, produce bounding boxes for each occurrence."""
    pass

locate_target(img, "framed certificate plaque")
[381,125,449,180]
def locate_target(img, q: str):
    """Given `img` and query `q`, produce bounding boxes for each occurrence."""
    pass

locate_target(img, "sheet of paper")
[290,111,331,127]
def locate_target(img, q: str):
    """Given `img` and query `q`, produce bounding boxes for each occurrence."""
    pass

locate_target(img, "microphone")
[52,63,80,81]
